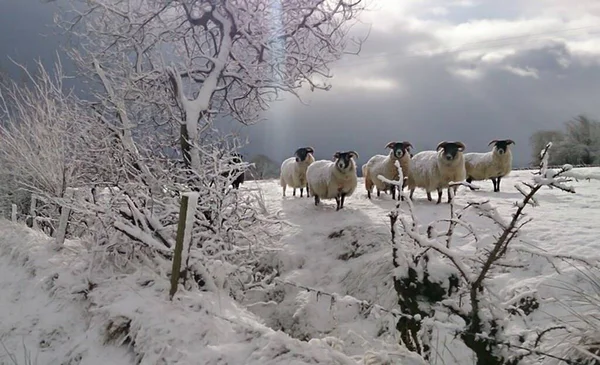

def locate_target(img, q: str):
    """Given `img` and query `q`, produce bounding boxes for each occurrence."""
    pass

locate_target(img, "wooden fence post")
[11,204,17,223]
[28,195,38,229]
[56,188,75,245]
[169,192,199,300]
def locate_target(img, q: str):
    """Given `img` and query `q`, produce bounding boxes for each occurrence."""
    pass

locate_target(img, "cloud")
[503,65,539,79]
[1,0,599,170]
[243,1,600,169]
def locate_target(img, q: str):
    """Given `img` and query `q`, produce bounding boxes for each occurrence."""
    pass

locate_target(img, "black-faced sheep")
[219,153,246,190]
[465,139,515,192]
[279,147,315,197]
[406,141,466,204]
[230,153,245,189]
[362,141,412,200]
[306,151,359,211]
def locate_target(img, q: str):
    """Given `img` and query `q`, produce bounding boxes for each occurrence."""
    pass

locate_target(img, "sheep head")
[436,141,466,161]
[333,151,359,171]
[295,146,315,162]
[385,141,413,159]
[488,139,515,155]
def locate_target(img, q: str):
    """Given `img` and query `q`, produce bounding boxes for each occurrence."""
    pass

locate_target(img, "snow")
[1,167,600,364]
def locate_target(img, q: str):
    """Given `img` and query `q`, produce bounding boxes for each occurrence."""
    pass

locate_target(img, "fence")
[3,188,199,300]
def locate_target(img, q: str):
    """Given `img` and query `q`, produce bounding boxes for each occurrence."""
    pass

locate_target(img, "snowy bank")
[0,220,425,365]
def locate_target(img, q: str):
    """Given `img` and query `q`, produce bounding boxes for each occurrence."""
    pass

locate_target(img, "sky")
[1,0,600,168]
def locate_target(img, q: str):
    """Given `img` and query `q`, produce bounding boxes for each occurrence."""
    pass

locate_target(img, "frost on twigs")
[389,142,596,365]
[48,0,364,295]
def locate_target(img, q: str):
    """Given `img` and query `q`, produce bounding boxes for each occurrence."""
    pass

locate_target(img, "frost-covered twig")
[388,141,597,365]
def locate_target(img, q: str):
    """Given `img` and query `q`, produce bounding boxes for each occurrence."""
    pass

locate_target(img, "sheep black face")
[230,153,243,164]
[333,151,359,171]
[489,139,515,155]
[385,141,413,159]
[436,141,466,161]
[294,147,315,162]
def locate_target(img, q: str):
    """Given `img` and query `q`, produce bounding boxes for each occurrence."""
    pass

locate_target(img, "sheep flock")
[270,139,516,211]
[224,139,515,211]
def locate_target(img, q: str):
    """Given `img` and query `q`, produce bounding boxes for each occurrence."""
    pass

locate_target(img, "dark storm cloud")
[242,24,600,169]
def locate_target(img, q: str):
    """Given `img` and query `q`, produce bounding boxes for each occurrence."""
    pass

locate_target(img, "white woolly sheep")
[465,139,515,192]
[362,141,412,200]
[279,147,315,197]
[406,141,467,204]
[306,150,359,211]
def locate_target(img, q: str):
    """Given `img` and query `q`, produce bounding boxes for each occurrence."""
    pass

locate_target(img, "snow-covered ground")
[1,168,599,364]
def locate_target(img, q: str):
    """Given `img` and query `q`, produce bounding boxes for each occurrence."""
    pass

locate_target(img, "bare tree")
[386,143,600,364]
[529,129,564,165]
[248,154,279,180]
[529,115,600,166]
[0,59,107,230]
[60,0,365,174]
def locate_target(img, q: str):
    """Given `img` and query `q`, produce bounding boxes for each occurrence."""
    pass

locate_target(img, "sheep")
[279,147,315,197]
[362,141,412,200]
[229,153,245,189]
[465,139,515,192]
[218,152,246,190]
[306,150,359,211]
[406,141,466,204]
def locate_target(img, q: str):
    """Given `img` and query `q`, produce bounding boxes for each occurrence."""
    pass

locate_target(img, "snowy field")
[1,168,600,364]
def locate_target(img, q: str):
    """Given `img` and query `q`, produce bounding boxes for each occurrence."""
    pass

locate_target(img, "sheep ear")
[402,141,413,150]
[385,141,397,149]
[305,146,314,154]
[506,139,515,146]
[348,151,359,160]
[488,139,498,146]
[436,141,447,151]
[333,151,341,159]
[455,141,466,151]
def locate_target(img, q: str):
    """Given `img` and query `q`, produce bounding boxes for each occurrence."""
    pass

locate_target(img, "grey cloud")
[243,27,600,169]
[492,42,571,74]
[2,0,600,171]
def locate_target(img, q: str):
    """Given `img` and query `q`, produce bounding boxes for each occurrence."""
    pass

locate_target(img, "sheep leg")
[436,189,442,204]
[293,188,296,197]
[300,188,304,197]
[409,188,415,201]
[427,192,432,201]
[282,185,286,197]
[335,195,341,211]
[365,176,373,199]
[314,195,320,206]
[493,177,501,192]
[337,193,347,210]
[391,185,396,200]
[376,188,381,197]
[306,184,310,198]
[466,177,476,191]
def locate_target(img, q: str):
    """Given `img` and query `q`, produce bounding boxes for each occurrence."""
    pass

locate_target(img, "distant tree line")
[529,115,600,166]
[245,155,280,180]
